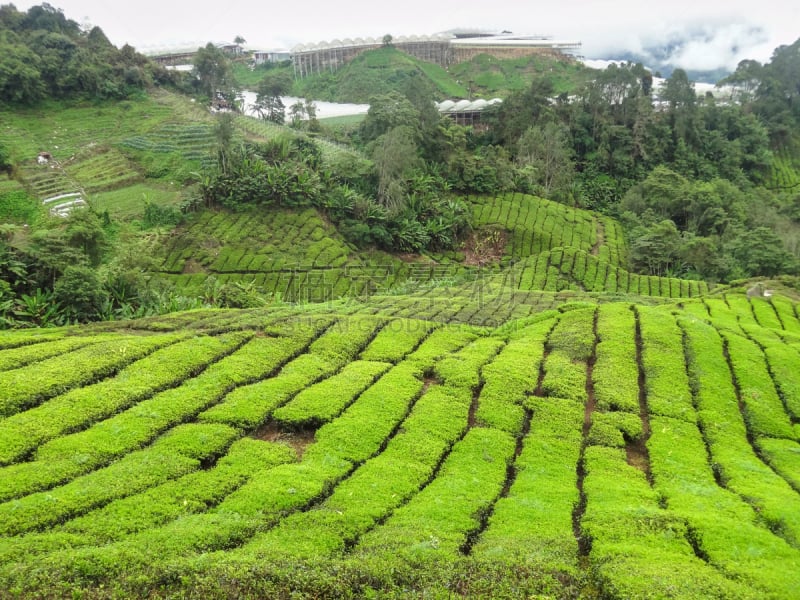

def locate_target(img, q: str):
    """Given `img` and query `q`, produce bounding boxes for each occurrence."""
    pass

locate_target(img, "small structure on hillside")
[746,282,773,298]
[253,50,292,65]
[436,98,502,127]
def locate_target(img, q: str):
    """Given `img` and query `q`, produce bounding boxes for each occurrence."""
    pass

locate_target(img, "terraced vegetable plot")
[1,291,799,598]
[65,146,142,193]
[0,91,216,218]
[120,123,216,167]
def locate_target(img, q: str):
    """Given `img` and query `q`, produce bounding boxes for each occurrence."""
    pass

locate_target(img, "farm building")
[437,98,503,127]
[253,50,292,65]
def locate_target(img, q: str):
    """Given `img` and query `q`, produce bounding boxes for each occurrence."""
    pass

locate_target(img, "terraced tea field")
[157,194,688,313]
[1,288,799,598]
[159,207,416,302]
[768,145,800,190]
[468,193,627,266]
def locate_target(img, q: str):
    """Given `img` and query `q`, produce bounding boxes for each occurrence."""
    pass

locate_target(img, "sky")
[12,0,800,72]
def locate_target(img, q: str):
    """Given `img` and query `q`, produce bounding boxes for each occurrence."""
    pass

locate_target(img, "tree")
[0,42,46,104]
[212,112,236,176]
[370,126,420,213]
[485,78,555,146]
[64,209,107,267]
[661,68,701,152]
[726,226,797,277]
[254,71,292,124]
[233,35,246,45]
[193,42,237,102]
[720,59,763,103]
[630,219,683,276]
[516,123,574,196]
[54,265,104,322]
[360,92,420,142]
[621,166,690,225]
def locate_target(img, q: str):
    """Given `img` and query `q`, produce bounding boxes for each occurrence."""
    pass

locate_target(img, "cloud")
[580,19,780,75]
[648,23,770,71]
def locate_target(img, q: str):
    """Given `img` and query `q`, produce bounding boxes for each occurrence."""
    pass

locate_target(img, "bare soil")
[463,228,507,267]
[251,421,316,459]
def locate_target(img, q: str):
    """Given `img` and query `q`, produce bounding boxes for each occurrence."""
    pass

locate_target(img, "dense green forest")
[0,3,169,103]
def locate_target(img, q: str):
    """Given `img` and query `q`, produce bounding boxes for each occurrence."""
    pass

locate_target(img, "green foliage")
[0,333,235,465]
[0,294,799,596]
[592,304,639,412]
[0,190,38,223]
[0,4,159,105]
[0,332,179,418]
[272,360,391,427]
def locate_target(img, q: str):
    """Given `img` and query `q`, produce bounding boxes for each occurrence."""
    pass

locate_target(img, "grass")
[316,113,366,126]
[91,182,185,218]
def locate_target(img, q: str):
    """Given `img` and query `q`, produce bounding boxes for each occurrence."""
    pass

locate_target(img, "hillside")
[0,285,799,597]
[2,12,800,596]
[0,89,362,221]
[149,191,710,319]
[0,91,213,219]
[292,46,588,103]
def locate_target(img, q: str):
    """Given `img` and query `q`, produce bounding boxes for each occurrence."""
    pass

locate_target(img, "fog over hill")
[11,0,798,78]
[594,23,776,82]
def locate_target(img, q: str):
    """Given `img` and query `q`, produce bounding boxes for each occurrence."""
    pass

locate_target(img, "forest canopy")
[0,3,167,103]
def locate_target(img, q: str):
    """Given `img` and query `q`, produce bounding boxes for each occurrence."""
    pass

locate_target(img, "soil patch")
[591,219,605,256]
[251,421,316,458]
[463,228,507,267]
[182,259,205,274]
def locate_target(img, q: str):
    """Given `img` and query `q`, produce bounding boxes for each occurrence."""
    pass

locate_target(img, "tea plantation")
[2,72,800,600]
[0,282,799,598]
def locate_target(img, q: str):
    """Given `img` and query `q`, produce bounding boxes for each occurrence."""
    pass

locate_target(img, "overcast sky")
[12,0,799,71]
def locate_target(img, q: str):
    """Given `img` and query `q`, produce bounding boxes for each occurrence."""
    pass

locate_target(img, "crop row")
[470,193,600,260]
[160,208,355,274]
[234,337,506,562]
[118,122,215,163]
[165,261,472,304]
[66,148,142,192]
[681,319,800,556]
[0,332,187,418]
[0,332,252,465]
[0,423,240,537]
[1,326,480,582]
[0,438,297,565]
[514,248,706,297]
[471,396,582,575]
[0,317,331,503]
[768,151,800,189]
[1,296,799,597]
[594,217,627,267]
[0,331,262,501]
[18,166,79,201]
[0,334,110,373]
[0,330,64,351]
[363,286,578,327]
[197,316,386,429]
